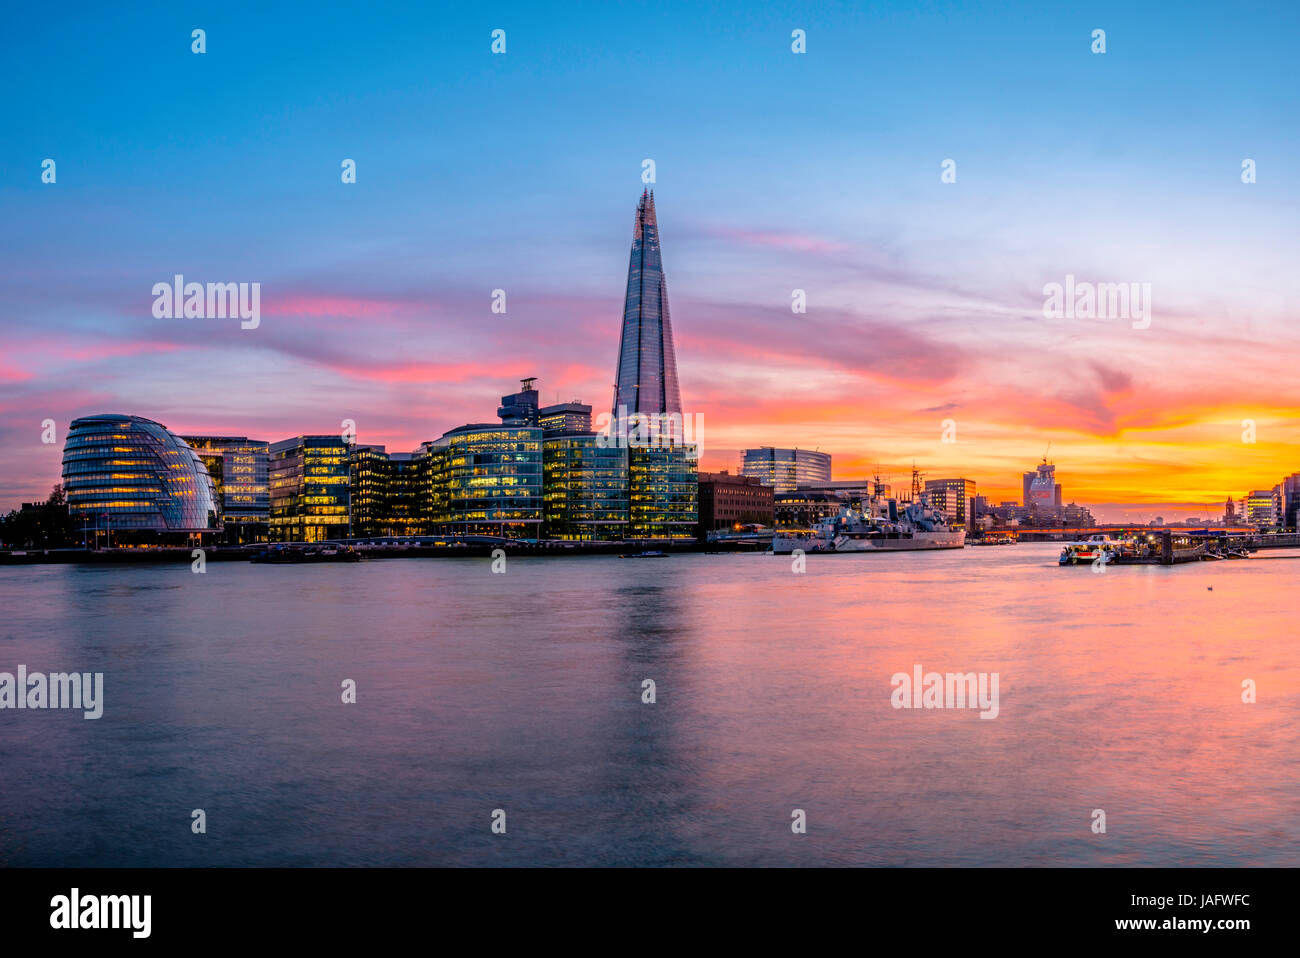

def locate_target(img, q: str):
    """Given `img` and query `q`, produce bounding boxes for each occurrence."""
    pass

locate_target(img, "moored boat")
[250,543,361,563]
[1058,534,1121,565]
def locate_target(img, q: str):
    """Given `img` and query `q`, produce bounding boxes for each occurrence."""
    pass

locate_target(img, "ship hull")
[772,531,965,554]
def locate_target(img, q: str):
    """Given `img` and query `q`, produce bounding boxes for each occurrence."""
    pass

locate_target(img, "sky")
[2,1,1298,521]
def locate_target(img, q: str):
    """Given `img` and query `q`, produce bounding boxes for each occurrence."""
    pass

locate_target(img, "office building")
[698,471,773,535]
[498,378,541,426]
[385,451,427,536]
[268,435,351,542]
[184,436,270,543]
[62,414,217,543]
[1281,474,1300,530]
[1243,488,1282,529]
[542,434,629,539]
[774,490,842,527]
[429,423,543,537]
[348,444,392,539]
[539,401,593,437]
[628,443,697,539]
[924,478,977,527]
[741,447,832,493]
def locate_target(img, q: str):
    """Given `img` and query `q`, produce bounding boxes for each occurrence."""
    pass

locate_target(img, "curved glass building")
[62,414,218,540]
[428,423,543,538]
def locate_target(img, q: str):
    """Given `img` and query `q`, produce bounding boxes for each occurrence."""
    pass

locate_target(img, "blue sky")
[2,1,1298,517]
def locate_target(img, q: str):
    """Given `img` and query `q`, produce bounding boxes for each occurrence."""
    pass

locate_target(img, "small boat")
[1059,535,1123,566]
[250,547,306,564]
[250,544,361,563]
[621,550,669,558]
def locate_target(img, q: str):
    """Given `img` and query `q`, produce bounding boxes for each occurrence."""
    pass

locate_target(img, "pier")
[1060,529,1300,566]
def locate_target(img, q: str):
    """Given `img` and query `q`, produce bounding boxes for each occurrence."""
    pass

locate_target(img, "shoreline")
[0,541,750,564]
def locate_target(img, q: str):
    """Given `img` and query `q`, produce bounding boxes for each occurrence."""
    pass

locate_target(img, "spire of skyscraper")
[613,189,682,419]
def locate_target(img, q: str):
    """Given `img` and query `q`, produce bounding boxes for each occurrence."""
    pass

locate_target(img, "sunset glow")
[2,3,1296,523]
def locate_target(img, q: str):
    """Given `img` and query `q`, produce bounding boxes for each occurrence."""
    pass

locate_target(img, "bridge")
[986,526,1266,541]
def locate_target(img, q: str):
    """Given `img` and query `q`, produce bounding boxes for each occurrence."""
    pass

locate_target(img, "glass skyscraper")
[613,189,682,423]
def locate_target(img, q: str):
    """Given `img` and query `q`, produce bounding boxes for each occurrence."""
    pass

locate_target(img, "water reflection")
[0,545,1297,866]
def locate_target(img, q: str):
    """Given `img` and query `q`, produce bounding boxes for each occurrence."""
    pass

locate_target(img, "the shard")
[613,189,682,421]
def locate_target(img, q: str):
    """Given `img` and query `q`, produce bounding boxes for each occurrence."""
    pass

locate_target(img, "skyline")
[3,2,1299,521]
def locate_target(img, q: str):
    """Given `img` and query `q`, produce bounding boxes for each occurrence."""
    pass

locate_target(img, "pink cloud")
[68,342,184,361]
[706,226,851,254]
[263,294,427,319]
[0,362,32,383]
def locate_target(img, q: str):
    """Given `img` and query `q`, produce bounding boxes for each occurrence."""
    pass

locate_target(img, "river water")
[1,544,1296,866]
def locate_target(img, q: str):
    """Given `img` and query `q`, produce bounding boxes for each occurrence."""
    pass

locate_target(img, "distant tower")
[612,189,682,421]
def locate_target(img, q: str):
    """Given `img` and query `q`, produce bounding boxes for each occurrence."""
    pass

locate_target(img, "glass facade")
[613,189,682,420]
[386,452,427,536]
[1244,488,1282,528]
[629,443,698,539]
[430,424,542,537]
[539,402,592,437]
[740,447,832,494]
[923,478,977,528]
[268,435,351,542]
[183,436,269,543]
[417,441,445,534]
[542,435,629,539]
[61,414,217,540]
[343,446,432,538]
[348,444,391,538]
